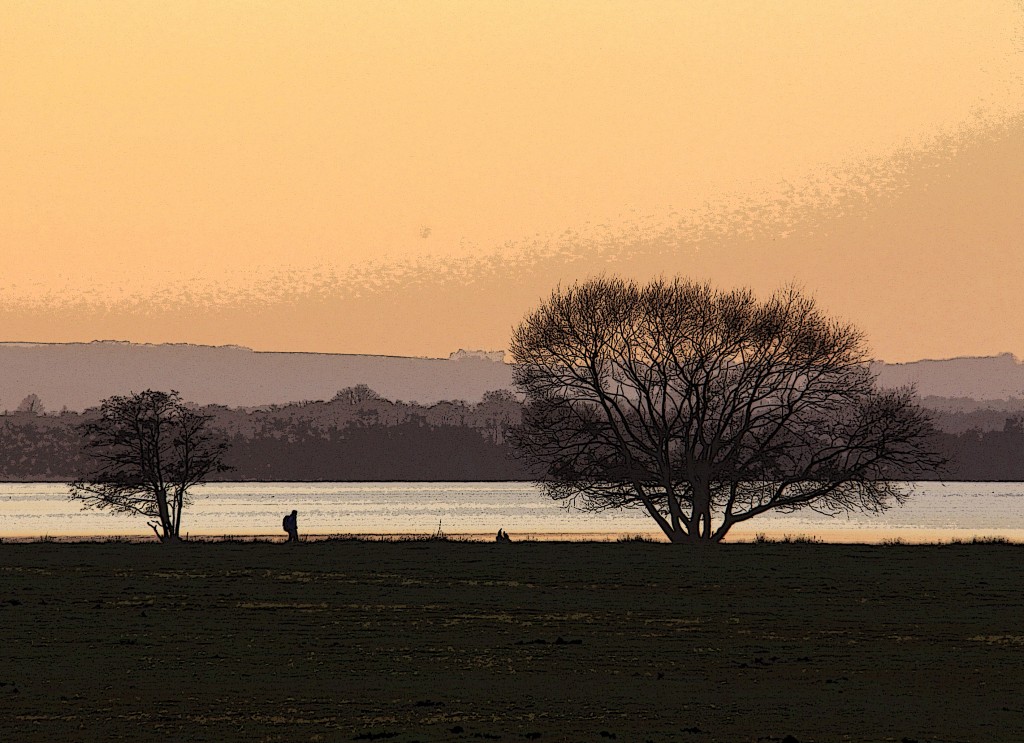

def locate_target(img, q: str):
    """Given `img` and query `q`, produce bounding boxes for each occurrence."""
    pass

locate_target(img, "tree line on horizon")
[0,386,531,481]
[0,384,1023,482]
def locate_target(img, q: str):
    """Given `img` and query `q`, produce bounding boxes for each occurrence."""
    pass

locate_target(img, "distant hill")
[0,342,514,412]
[870,353,1024,401]
[1,341,1023,413]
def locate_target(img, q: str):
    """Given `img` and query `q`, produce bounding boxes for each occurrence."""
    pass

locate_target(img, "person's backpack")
[282,515,289,531]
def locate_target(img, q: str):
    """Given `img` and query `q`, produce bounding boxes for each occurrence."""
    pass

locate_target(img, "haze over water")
[4,482,1024,543]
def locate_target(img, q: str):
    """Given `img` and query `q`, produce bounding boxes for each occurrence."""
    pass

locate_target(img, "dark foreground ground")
[2,541,1023,743]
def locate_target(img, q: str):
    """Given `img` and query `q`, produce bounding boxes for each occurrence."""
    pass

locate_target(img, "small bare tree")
[70,390,230,542]
[510,277,944,543]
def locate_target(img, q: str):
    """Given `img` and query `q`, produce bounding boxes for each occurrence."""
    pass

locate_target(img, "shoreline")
[1,529,1021,544]
[8,481,1024,545]
[9,480,1024,484]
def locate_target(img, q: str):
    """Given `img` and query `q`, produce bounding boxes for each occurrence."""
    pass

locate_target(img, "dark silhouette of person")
[283,510,299,542]
[496,528,512,543]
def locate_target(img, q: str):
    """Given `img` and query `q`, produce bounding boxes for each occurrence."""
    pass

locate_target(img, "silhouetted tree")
[477,390,523,443]
[69,390,230,542]
[16,393,44,415]
[333,384,382,405]
[510,277,944,543]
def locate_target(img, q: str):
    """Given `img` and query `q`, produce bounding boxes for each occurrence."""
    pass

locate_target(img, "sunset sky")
[2,1,1022,361]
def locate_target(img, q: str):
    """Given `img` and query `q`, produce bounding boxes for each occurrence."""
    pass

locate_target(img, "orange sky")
[1,1,1022,360]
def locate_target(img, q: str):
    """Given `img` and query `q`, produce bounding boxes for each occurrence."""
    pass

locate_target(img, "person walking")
[283,509,299,542]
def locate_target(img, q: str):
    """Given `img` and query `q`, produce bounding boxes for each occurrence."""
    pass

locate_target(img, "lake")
[4,481,1024,542]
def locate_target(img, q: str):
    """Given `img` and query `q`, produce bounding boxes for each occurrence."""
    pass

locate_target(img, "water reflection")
[2,481,1024,543]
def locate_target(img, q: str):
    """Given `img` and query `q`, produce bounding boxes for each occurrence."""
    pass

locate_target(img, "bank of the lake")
[1,541,1023,742]
[7,481,1024,543]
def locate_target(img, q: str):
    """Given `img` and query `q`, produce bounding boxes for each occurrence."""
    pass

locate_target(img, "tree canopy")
[510,277,944,543]
[69,390,230,542]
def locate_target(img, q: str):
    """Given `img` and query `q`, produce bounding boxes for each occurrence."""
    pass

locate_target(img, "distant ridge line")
[873,351,1019,366]
[0,341,1022,410]
[0,341,513,411]
[0,340,454,361]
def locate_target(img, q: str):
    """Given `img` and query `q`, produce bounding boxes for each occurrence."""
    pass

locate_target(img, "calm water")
[4,482,1024,542]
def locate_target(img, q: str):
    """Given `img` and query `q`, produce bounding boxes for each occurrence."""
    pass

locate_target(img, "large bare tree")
[70,390,230,542]
[510,277,943,543]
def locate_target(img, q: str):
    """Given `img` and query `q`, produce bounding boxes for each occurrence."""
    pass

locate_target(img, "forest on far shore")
[1,386,1023,482]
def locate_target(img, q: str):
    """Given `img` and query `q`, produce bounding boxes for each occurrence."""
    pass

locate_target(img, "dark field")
[2,542,1023,742]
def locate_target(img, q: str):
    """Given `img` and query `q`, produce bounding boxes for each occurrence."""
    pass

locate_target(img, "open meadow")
[2,540,1023,742]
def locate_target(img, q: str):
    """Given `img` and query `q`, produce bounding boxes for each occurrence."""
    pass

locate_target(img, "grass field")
[2,540,1023,742]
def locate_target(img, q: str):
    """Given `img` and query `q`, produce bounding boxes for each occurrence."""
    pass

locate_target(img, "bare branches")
[68,390,231,542]
[510,277,945,543]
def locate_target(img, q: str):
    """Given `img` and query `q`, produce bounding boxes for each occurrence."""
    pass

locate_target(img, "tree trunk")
[682,480,715,543]
[643,483,721,544]
[151,489,182,543]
